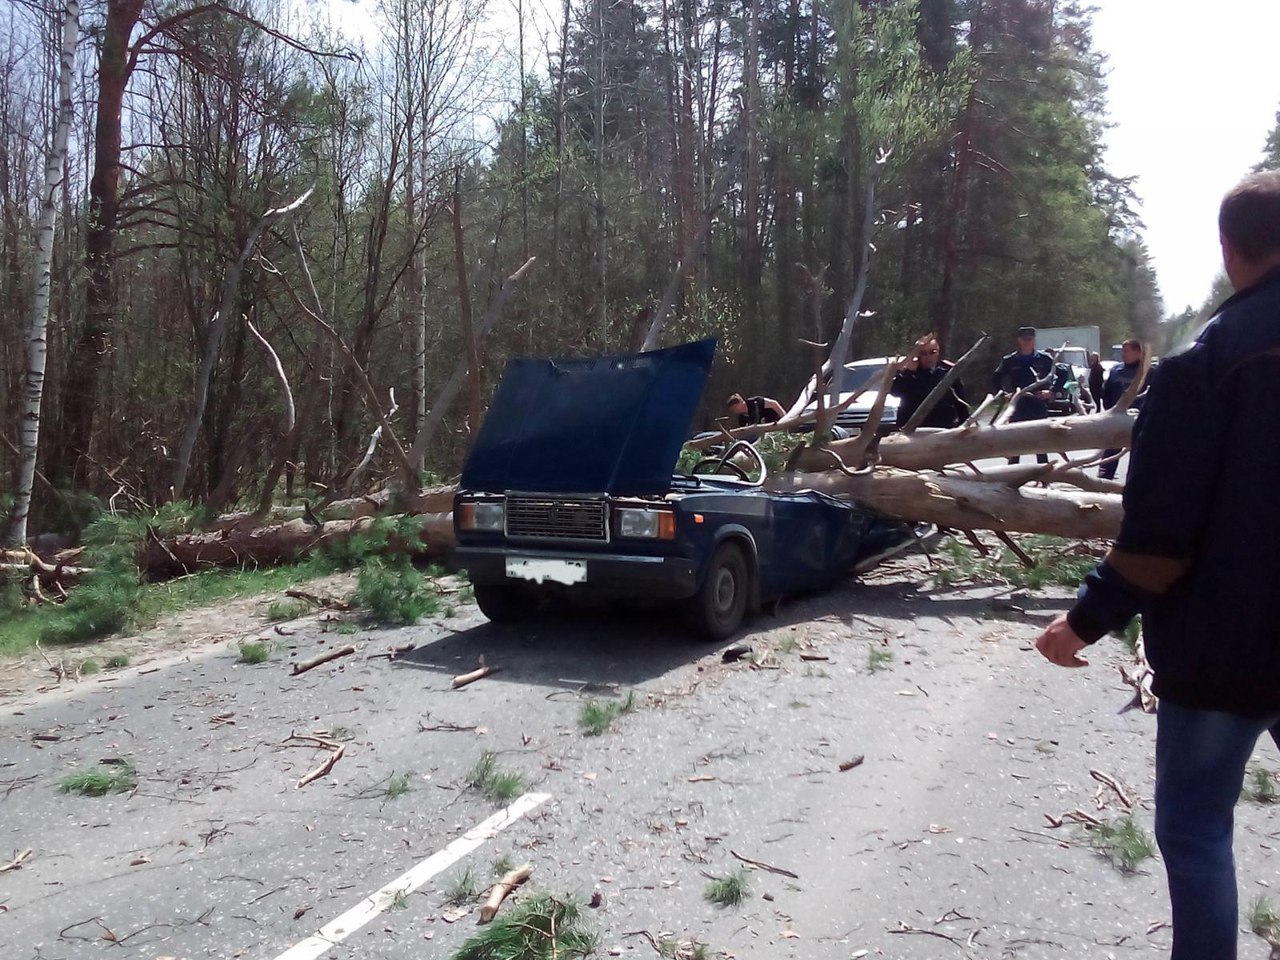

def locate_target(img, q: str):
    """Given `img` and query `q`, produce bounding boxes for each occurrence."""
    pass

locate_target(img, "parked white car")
[802,357,902,433]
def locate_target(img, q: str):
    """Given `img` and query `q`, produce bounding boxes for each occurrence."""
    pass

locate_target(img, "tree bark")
[769,468,1123,540]
[451,167,481,434]
[53,0,145,487]
[139,511,455,581]
[8,0,80,546]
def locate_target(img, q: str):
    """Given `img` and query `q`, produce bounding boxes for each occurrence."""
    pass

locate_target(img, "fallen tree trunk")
[210,486,457,532]
[769,468,1122,540]
[866,409,1136,472]
[141,512,455,580]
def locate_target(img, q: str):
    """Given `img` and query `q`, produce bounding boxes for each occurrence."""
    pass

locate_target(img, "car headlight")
[615,508,675,540]
[458,500,505,532]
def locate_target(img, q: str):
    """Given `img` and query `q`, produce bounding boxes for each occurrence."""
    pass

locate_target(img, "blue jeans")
[1155,700,1280,959]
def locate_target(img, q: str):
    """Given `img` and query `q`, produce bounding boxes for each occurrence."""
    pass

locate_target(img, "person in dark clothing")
[726,393,784,428]
[1097,339,1148,479]
[1087,352,1106,412]
[1036,170,1280,960]
[889,334,969,429]
[991,326,1054,463]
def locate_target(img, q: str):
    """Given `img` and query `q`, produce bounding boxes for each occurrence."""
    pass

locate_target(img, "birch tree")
[7,0,79,546]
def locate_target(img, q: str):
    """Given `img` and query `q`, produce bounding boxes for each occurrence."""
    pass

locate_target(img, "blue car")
[450,339,916,639]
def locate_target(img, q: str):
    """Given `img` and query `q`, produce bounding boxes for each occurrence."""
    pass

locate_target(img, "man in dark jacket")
[726,393,784,428]
[1036,170,1280,960]
[890,334,969,429]
[1087,351,1106,411]
[991,326,1055,463]
[1097,339,1148,480]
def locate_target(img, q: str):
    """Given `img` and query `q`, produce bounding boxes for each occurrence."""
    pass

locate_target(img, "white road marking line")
[271,792,551,960]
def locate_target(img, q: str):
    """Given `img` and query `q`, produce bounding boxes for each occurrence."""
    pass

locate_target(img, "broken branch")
[295,745,345,789]
[290,645,356,676]
[478,864,533,923]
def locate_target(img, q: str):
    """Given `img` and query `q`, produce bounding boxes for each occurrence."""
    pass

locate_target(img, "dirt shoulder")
[0,571,357,709]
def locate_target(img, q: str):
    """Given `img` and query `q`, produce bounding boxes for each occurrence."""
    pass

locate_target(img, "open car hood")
[461,339,716,496]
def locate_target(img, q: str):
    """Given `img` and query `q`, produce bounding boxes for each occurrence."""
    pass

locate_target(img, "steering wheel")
[691,457,750,481]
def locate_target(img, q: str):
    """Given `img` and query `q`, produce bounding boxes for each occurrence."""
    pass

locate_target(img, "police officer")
[991,325,1055,463]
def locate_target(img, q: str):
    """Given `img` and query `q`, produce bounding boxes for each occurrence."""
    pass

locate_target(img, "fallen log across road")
[769,467,1123,540]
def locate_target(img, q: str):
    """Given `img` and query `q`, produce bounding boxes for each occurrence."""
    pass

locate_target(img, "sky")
[1089,0,1280,313]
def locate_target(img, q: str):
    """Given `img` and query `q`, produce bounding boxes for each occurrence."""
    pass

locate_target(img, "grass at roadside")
[0,562,332,658]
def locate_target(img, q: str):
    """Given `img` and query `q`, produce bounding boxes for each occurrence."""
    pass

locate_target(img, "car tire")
[473,582,538,624]
[689,542,750,640]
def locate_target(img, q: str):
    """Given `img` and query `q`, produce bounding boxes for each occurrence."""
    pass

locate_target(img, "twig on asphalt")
[0,848,32,873]
[729,849,799,879]
[296,745,345,789]
[453,664,495,689]
[1089,769,1135,809]
[290,645,356,676]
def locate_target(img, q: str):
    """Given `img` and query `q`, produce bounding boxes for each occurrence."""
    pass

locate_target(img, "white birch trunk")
[7,1,80,547]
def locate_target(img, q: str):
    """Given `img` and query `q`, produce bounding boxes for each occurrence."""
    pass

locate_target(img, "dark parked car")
[450,339,918,639]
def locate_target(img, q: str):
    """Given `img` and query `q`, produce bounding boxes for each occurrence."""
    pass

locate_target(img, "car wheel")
[689,542,750,640]
[473,582,538,624]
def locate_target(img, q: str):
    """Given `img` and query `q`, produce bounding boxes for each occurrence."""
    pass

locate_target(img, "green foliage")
[59,762,137,796]
[1086,816,1155,873]
[385,772,413,799]
[238,641,270,664]
[42,488,104,538]
[491,855,515,878]
[1248,895,1280,948]
[448,894,596,960]
[353,556,439,625]
[443,865,480,906]
[0,557,339,657]
[390,888,409,910]
[1119,617,1142,656]
[316,515,423,572]
[578,691,637,736]
[267,598,312,622]
[659,939,711,960]
[1241,767,1279,804]
[29,503,219,648]
[79,659,99,676]
[105,654,129,669]
[867,644,894,674]
[703,870,750,908]
[38,573,138,645]
[932,535,1099,590]
[466,751,526,803]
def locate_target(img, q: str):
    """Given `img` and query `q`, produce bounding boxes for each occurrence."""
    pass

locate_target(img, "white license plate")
[504,557,588,585]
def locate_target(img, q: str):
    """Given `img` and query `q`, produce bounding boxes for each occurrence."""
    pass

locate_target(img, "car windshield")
[1057,348,1088,369]
[837,362,891,394]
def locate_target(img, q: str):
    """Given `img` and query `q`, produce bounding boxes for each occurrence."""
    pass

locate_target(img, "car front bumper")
[450,545,700,600]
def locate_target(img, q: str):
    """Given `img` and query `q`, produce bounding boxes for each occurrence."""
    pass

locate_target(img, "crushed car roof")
[461,338,716,496]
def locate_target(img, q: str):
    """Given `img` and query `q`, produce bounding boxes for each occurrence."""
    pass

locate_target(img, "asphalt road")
[2,553,1277,960]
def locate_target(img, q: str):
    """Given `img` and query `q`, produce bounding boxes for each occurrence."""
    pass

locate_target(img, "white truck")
[1036,325,1100,372]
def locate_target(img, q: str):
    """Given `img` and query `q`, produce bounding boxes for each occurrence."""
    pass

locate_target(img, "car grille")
[506,497,608,541]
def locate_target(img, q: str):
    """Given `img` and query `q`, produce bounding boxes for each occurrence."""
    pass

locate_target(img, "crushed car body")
[450,339,915,638]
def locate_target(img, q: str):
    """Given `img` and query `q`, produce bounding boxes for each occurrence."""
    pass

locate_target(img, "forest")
[1,0,1274,543]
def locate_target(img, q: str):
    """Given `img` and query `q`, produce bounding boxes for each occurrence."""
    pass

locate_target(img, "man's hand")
[1036,614,1089,667]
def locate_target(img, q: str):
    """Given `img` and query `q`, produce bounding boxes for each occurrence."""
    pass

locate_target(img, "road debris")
[0,848,32,874]
[729,849,799,879]
[295,745,345,789]
[453,658,496,689]
[478,863,533,923]
[290,645,356,676]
